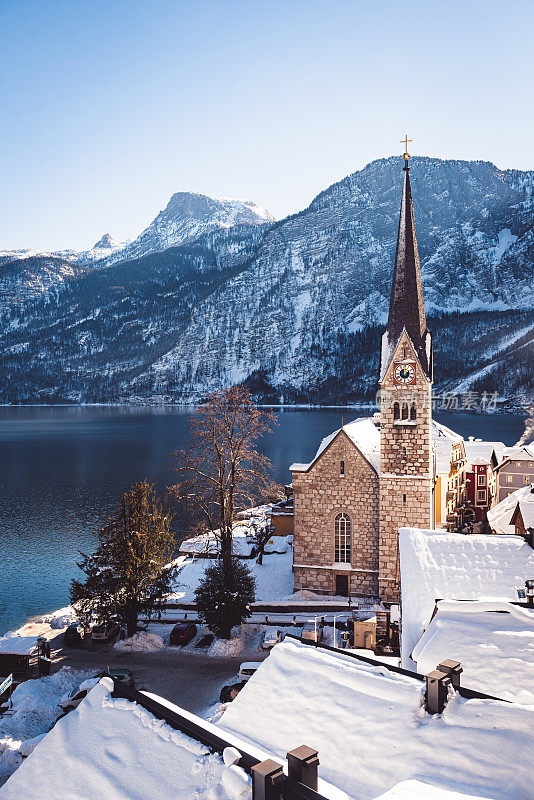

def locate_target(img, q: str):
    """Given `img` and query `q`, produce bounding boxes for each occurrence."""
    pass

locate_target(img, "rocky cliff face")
[0,157,533,405]
[97,193,275,267]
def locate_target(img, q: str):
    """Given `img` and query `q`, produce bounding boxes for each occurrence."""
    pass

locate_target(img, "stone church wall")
[292,431,379,597]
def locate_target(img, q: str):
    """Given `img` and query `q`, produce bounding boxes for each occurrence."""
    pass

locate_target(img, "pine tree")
[70,480,175,637]
[194,558,256,639]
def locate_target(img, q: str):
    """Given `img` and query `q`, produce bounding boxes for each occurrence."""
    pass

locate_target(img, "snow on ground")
[114,632,165,653]
[0,679,251,800]
[399,527,534,669]
[411,599,534,703]
[219,638,534,800]
[180,526,256,558]
[32,607,76,629]
[169,549,294,603]
[207,625,263,659]
[0,667,92,786]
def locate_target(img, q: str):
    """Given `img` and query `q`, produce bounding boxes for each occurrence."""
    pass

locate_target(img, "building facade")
[489,447,534,504]
[291,152,433,603]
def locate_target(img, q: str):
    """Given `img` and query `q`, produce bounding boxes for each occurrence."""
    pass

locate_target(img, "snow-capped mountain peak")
[98,192,275,267]
[92,233,117,250]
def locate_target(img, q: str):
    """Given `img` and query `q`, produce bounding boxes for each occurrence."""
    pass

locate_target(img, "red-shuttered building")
[447,438,505,529]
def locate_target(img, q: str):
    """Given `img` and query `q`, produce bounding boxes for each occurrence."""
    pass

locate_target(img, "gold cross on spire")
[400,135,413,163]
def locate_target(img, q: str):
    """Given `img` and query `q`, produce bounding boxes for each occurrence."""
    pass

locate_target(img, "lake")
[0,405,527,634]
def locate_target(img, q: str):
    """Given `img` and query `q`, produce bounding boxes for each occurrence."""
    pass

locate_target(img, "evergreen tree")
[194,558,256,639]
[70,480,175,637]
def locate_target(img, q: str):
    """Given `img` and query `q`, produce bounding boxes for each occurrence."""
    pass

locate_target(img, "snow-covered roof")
[516,498,534,529]
[431,420,462,475]
[463,440,502,466]
[219,638,534,800]
[290,416,381,474]
[0,678,248,800]
[399,527,534,669]
[373,780,495,800]
[411,599,534,703]
[487,483,534,535]
[0,635,39,655]
[496,444,534,470]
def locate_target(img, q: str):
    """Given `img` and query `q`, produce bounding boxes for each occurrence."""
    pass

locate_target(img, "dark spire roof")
[381,161,432,380]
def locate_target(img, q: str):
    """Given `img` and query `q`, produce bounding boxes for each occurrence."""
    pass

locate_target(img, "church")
[290,147,439,604]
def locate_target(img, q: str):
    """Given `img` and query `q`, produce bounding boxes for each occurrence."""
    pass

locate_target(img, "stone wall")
[379,333,432,602]
[292,430,379,597]
[378,475,433,602]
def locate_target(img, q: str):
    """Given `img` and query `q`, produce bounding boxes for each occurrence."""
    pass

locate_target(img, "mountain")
[0,193,273,274]
[0,254,85,306]
[0,157,533,406]
[92,233,117,249]
[97,193,275,267]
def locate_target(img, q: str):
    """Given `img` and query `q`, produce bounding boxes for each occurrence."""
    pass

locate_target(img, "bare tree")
[169,387,276,586]
[251,482,286,565]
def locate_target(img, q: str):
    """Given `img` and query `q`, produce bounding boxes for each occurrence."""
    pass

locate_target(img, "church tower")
[378,143,433,603]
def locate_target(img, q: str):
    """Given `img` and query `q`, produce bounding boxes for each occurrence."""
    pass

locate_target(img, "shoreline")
[0,402,531,415]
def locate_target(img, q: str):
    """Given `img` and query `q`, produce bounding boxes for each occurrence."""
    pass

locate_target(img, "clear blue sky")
[1,0,533,251]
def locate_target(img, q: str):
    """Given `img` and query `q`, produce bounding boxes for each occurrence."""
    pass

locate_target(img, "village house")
[445,438,504,529]
[398,526,534,670]
[291,151,435,603]
[488,444,534,504]
[219,637,534,800]
[510,488,534,538]
[487,480,534,535]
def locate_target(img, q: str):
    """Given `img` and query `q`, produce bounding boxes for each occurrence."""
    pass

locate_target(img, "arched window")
[393,402,400,420]
[334,512,351,563]
[401,402,409,420]
[340,460,345,477]
[410,403,417,421]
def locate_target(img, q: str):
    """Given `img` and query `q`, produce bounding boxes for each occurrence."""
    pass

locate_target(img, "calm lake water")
[0,406,527,634]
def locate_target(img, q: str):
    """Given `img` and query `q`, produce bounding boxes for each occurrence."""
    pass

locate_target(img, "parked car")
[98,667,135,687]
[59,677,100,713]
[91,622,121,643]
[169,622,197,646]
[238,662,262,682]
[219,681,245,703]
[301,621,323,643]
[64,622,88,647]
[262,627,282,649]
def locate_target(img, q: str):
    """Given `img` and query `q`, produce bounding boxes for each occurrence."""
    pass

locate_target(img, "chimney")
[436,659,462,689]
[251,760,285,800]
[287,746,319,791]
[425,670,452,714]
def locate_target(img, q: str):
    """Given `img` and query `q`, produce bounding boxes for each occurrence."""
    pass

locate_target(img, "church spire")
[380,143,432,381]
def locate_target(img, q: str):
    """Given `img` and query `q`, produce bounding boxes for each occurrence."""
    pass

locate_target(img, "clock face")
[393,362,416,385]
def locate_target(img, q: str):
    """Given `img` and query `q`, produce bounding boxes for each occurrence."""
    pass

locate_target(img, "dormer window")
[340,460,345,477]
